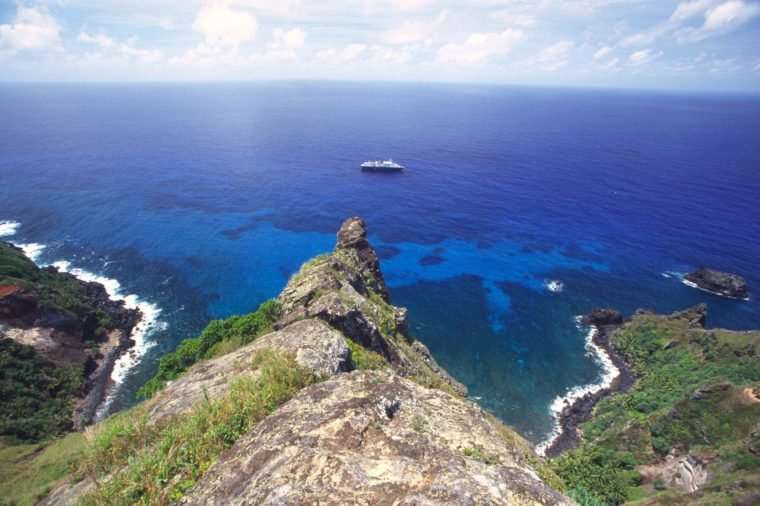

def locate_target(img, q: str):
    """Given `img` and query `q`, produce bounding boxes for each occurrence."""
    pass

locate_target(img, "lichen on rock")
[181,370,569,506]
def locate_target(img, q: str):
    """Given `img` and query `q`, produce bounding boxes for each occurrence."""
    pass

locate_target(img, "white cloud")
[193,4,257,49]
[0,6,62,53]
[704,1,760,30]
[670,0,718,22]
[383,10,447,45]
[78,32,114,50]
[270,28,306,50]
[593,45,613,60]
[624,0,759,46]
[628,48,662,66]
[315,43,368,65]
[369,45,414,64]
[119,41,162,64]
[533,40,575,71]
[436,29,523,65]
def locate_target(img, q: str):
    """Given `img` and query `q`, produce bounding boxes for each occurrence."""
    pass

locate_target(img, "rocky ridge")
[43,217,570,505]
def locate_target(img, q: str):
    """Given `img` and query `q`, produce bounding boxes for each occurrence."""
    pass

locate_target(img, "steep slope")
[40,217,569,506]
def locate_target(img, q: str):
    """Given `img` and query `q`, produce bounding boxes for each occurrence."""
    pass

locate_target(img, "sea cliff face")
[39,218,569,506]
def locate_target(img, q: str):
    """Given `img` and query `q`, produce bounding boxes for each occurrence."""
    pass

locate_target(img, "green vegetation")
[0,339,82,441]
[137,299,282,398]
[78,349,315,505]
[0,432,86,506]
[345,338,386,370]
[550,313,760,505]
[0,242,114,341]
[288,252,332,284]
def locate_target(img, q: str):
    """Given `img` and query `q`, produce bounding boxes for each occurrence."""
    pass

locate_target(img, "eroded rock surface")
[147,318,350,423]
[182,370,569,506]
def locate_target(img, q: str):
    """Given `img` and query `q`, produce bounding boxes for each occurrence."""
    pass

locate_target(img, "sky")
[0,0,759,91]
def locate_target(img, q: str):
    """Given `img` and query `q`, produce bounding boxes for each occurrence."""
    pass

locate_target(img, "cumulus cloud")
[383,10,447,45]
[269,28,306,50]
[0,6,62,53]
[678,0,760,40]
[436,29,523,65]
[623,0,760,46]
[193,4,257,49]
[78,32,115,50]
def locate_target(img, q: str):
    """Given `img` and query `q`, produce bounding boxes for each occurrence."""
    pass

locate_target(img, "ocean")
[1,82,759,445]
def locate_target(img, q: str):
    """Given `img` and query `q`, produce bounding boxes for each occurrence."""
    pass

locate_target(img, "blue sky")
[1,0,759,91]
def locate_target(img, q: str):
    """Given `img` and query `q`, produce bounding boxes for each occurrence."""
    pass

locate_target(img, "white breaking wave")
[0,220,20,237]
[661,270,684,280]
[544,279,564,293]
[51,261,162,419]
[16,243,46,263]
[535,317,620,456]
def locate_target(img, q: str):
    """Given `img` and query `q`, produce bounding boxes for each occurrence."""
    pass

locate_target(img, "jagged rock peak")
[335,216,389,301]
[336,216,370,250]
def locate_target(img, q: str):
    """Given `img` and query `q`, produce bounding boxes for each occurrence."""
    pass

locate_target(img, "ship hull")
[361,166,403,173]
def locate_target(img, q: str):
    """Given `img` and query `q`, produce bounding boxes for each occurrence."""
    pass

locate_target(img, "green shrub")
[346,338,386,370]
[138,300,282,399]
[551,445,640,505]
[0,339,82,441]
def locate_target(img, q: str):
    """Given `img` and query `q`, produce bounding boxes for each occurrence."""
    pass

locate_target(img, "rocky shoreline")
[542,309,635,458]
[0,242,142,428]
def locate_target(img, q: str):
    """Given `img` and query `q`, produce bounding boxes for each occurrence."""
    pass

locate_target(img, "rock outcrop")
[684,267,749,300]
[277,216,466,396]
[182,370,569,506]
[581,308,624,327]
[146,318,350,424]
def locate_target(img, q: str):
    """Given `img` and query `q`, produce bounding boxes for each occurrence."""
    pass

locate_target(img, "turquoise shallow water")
[1,82,759,442]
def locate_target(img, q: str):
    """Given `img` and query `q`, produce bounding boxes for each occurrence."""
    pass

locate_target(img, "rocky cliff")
[38,218,569,506]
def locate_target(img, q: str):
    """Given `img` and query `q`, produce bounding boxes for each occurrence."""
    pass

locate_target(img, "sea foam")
[51,261,162,419]
[0,220,20,237]
[544,279,564,293]
[534,316,620,456]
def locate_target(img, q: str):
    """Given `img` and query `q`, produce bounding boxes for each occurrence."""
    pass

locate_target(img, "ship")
[360,159,404,172]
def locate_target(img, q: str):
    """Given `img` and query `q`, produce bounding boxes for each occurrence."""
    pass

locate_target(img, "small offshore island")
[1,219,759,506]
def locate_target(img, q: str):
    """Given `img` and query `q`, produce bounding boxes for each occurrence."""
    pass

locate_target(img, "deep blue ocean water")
[1,82,759,443]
